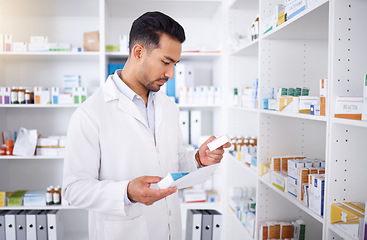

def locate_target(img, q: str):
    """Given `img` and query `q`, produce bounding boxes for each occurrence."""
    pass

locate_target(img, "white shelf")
[0,205,77,210]
[180,201,222,209]
[0,156,63,160]
[228,106,258,113]
[332,117,367,128]
[0,52,99,61]
[259,177,324,223]
[0,104,79,108]
[228,0,258,10]
[260,0,329,40]
[259,109,328,122]
[228,206,255,240]
[105,0,222,18]
[178,104,222,109]
[227,153,257,177]
[230,40,259,56]
[106,51,222,61]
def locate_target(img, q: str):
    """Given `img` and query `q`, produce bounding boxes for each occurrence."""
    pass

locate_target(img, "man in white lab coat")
[62,11,229,240]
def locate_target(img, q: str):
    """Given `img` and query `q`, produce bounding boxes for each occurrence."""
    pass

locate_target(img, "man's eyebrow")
[164,55,180,64]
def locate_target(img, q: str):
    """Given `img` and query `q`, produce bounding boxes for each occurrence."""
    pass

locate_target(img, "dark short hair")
[129,11,185,53]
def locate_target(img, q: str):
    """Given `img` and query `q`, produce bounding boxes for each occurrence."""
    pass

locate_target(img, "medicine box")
[285,0,306,21]
[59,93,73,104]
[330,202,365,224]
[288,159,305,180]
[334,96,363,120]
[12,42,27,52]
[271,156,281,171]
[320,78,328,116]
[293,219,306,240]
[259,223,268,240]
[271,171,288,192]
[4,34,12,52]
[287,176,298,197]
[30,36,48,43]
[51,87,59,104]
[63,75,81,93]
[297,168,309,201]
[280,222,294,239]
[312,176,325,216]
[266,221,281,239]
[28,43,49,52]
[299,96,319,114]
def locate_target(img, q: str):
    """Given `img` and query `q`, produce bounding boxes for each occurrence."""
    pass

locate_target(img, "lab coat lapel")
[103,76,149,130]
[154,93,165,140]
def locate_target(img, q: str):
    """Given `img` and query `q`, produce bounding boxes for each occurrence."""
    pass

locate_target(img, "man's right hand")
[127,176,177,206]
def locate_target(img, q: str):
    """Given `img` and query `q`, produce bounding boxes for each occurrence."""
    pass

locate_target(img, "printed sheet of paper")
[164,163,220,189]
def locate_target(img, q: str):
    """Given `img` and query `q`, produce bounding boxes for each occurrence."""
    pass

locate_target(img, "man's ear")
[132,44,144,61]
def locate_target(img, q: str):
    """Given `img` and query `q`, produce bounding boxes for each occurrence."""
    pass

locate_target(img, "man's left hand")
[198,136,231,166]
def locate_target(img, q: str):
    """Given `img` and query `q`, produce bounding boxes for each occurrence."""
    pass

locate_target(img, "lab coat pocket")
[104,215,149,240]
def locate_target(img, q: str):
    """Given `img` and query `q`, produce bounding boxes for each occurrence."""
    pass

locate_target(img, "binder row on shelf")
[0,210,63,240]
[186,209,222,240]
[180,110,202,147]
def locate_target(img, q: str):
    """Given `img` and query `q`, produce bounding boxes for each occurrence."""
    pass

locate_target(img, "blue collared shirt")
[112,69,156,140]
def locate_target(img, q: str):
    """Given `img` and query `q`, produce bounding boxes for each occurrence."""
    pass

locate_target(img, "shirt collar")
[112,69,156,102]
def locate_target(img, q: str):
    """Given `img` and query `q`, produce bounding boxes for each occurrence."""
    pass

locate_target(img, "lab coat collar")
[102,76,149,130]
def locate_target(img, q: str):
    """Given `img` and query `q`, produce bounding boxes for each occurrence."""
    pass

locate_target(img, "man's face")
[137,33,182,92]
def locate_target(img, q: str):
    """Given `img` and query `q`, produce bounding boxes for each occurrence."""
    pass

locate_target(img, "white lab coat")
[62,76,197,240]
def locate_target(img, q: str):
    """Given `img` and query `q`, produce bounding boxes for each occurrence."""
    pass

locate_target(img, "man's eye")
[163,61,170,65]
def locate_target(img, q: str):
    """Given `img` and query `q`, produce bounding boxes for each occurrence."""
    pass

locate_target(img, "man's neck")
[119,66,149,105]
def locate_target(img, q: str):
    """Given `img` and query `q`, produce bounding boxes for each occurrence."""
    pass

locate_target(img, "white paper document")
[158,163,220,189]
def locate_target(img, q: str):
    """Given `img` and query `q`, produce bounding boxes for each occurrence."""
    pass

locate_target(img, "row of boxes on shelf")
[177,86,222,106]
[229,136,257,170]
[263,79,328,116]
[0,186,64,207]
[0,210,63,240]
[1,130,66,157]
[261,156,326,216]
[0,86,87,105]
[259,219,306,240]
[0,34,72,52]
[330,201,366,240]
[262,0,323,36]
[0,31,101,52]
[232,78,258,109]
[334,74,367,121]
[36,136,67,157]
[229,187,256,237]
[165,63,222,105]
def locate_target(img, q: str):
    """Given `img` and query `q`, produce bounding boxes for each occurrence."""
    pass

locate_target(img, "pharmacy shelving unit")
[0,0,226,238]
[223,0,367,239]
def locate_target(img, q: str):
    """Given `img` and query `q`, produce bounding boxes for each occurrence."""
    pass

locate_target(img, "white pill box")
[207,135,230,151]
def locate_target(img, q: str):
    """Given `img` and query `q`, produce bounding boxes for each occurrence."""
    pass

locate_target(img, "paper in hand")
[158,163,220,189]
